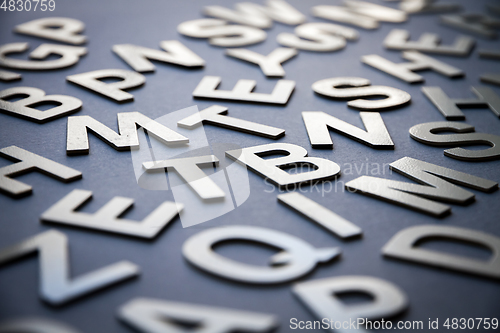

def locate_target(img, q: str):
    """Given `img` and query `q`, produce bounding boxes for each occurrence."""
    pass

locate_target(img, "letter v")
[0,230,139,305]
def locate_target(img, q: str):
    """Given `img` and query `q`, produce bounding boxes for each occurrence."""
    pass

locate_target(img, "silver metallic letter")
[277,23,358,52]
[0,43,86,70]
[293,276,408,333]
[178,105,285,139]
[14,17,87,45]
[441,14,500,39]
[481,74,500,87]
[183,225,341,283]
[479,49,500,60]
[278,192,362,238]
[177,19,267,47]
[225,47,297,77]
[421,86,500,120]
[203,0,305,29]
[226,143,341,188]
[118,298,278,333]
[383,225,500,279]
[312,77,411,110]
[396,0,461,14]
[384,29,474,56]
[311,1,407,30]
[0,230,139,305]
[66,69,145,103]
[192,76,295,104]
[41,189,182,239]
[143,155,225,200]
[362,51,464,83]
[302,111,394,149]
[345,157,498,217]
[0,70,21,81]
[66,112,188,155]
[0,318,81,333]
[345,0,407,22]
[0,87,82,123]
[409,121,500,161]
[0,146,82,198]
[113,41,205,73]
[311,5,379,30]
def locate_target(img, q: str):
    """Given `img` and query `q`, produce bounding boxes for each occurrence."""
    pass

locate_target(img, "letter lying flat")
[66,69,145,103]
[362,51,464,83]
[0,70,21,81]
[0,318,81,333]
[177,105,285,139]
[203,0,305,29]
[409,121,500,161]
[441,14,500,39]
[278,192,362,238]
[345,157,497,217]
[384,29,474,56]
[225,47,297,77]
[421,86,500,120]
[312,77,411,110]
[0,146,82,198]
[277,23,358,52]
[178,19,267,47]
[226,143,341,188]
[302,111,394,149]
[113,41,204,73]
[118,298,278,333]
[0,86,82,123]
[41,189,182,239]
[14,17,87,45]
[193,76,295,104]
[383,225,500,279]
[0,43,86,70]
[66,112,188,155]
[293,275,408,329]
[183,225,341,283]
[0,230,139,305]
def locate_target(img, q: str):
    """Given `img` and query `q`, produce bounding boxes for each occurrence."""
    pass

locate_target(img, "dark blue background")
[0,0,499,331]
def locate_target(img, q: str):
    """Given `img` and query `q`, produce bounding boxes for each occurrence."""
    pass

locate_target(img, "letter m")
[345,157,498,217]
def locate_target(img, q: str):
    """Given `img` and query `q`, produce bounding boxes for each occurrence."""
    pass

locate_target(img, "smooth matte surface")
[1,0,500,332]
